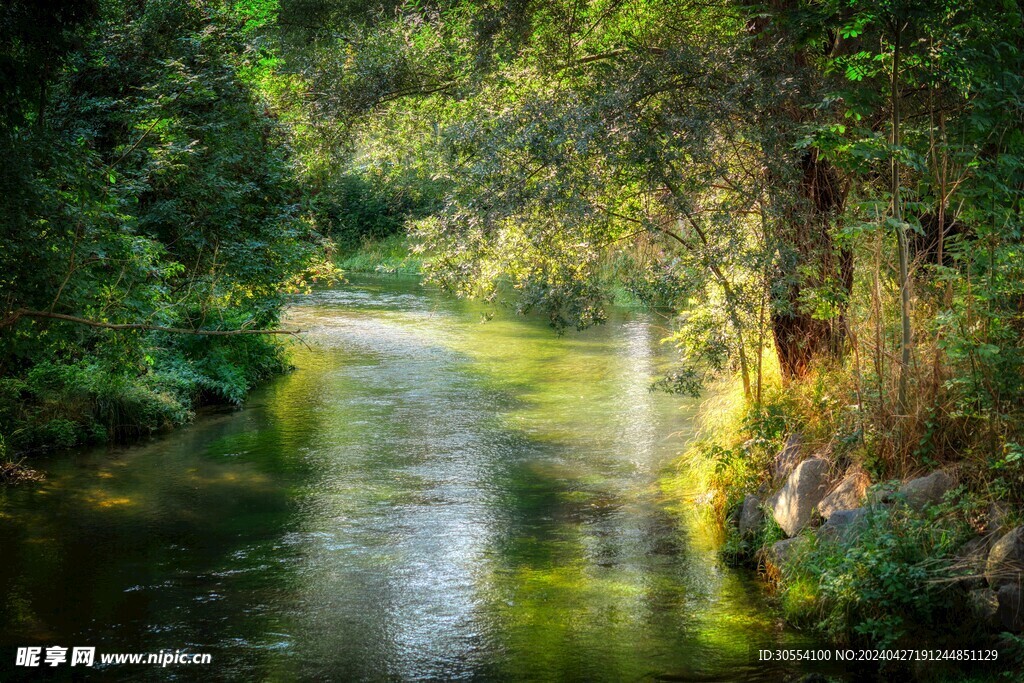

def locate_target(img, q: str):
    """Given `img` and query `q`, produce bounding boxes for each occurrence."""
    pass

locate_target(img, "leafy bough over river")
[0,276,841,681]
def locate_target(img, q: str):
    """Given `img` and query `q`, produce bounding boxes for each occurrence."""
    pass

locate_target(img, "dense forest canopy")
[0,0,330,453]
[2,0,1023,496]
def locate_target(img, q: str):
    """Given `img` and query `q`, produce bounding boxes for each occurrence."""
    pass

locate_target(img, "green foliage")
[336,233,424,274]
[0,361,182,451]
[611,250,690,309]
[775,501,976,648]
[0,0,318,456]
[0,331,290,453]
[989,441,1024,503]
[324,175,409,247]
[294,0,1024,468]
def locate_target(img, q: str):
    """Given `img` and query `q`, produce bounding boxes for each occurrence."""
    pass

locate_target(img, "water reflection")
[1,276,831,681]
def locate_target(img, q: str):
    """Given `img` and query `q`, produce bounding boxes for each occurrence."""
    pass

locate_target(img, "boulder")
[967,588,1000,629]
[961,534,996,558]
[986,526,1024,589]
[986,502,1009,534]
[738,494,763,538]
[768,457,831,537]
[952,535,997,590]
[818,471,870,520]
[773,434,803,484]
[996,584,1024,632]
[898,470,955,510]
[819,507,869,543]
[766,537,802,570]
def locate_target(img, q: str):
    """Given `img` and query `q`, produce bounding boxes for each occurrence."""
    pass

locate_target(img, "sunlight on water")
[0,276,830,681]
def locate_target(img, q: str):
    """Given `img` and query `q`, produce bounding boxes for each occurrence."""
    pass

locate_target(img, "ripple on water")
[0,276,841,682]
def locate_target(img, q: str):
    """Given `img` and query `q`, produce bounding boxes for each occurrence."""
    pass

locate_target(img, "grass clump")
[670,378,793,520]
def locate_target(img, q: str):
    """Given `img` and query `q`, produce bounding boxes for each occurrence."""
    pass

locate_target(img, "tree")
[0,0,322,451]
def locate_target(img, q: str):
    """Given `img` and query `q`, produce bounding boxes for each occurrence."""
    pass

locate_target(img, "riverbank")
[336,235,424,275]
[0,334,291,477]
[661,370,1024,667]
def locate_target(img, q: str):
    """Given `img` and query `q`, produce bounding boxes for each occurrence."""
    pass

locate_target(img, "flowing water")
[0,276,833,681]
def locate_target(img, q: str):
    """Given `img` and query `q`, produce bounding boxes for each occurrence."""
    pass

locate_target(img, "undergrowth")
[0,334,290,458]
[663,345,1024,649]
[772,498,979,648]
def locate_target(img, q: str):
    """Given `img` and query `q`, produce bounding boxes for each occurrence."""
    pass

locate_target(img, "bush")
[0,333,290,455]
[774,500,976,648]
[316,174,431,249]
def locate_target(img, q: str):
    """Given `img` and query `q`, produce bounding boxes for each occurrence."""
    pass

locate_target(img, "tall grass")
[336,234,424,274]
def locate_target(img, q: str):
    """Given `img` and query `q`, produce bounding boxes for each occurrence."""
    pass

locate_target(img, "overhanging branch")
[1,309,302,337]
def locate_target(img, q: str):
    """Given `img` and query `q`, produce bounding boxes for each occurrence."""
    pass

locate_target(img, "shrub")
[0,332,291,456]
[774,500,975,648]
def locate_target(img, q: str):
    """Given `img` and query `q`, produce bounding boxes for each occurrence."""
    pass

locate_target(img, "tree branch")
[1,309,302,337]
[564,46,667,70]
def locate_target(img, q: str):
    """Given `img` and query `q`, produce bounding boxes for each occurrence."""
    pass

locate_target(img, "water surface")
[0,276,830,680]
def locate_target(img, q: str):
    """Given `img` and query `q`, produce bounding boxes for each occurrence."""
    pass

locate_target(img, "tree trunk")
[749,2,854,379]
[892,23,912,412]
[770,149,852,378]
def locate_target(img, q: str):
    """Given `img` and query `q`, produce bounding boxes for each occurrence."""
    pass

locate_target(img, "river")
[0,276,834,681]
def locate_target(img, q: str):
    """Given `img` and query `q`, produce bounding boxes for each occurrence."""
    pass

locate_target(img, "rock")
[962,534,996,558]
[986,526,1024,588]
[996,584,1024,632]
[773,434,803,484]
[953,535,997,590]
[819,507,869,542]
[766,537,802,569]
[818,471,870,520]
[967,588,1000,628]
[898,470,955,510]
[738,494,763,538]
[986,502,1009,534]
[768,457,831,537]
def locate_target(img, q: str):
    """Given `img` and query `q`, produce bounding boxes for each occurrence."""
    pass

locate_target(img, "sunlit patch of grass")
[660,372,780,523]
[335,234,423,274]
[780,575,821,626]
